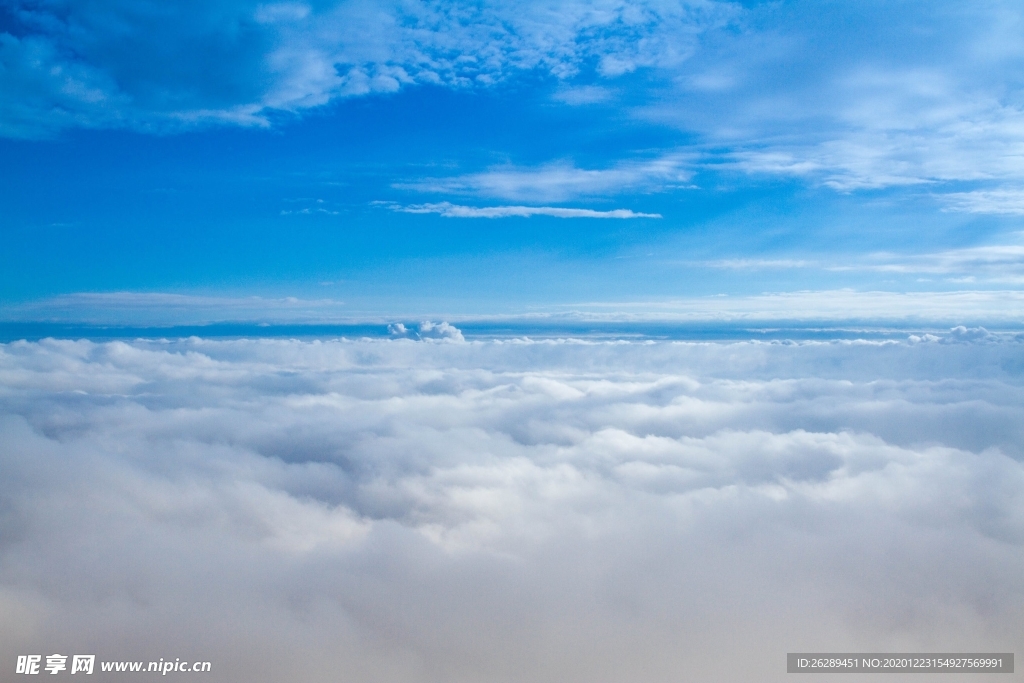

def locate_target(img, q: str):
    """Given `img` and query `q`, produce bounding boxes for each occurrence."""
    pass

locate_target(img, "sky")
[3,5,1024,682]
[2,0,1024,325]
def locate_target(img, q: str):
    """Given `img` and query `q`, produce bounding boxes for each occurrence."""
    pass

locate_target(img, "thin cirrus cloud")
[550,84,616,105]
[637,2,1024,200]
[565,289,1024,324]
[396,155,694,203]
[721,121,1024,192]
[941,189,1024,215]
[1,336,1022,682]
[6,289,1024,327]
[281,208,340,215]
[695,238,1024,283]
[381,201,662,219]
[0,291,350,325]
[848,243,1024,281]
[698,258,816,270]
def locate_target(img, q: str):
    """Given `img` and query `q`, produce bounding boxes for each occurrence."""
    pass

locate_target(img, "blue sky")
[3,0,1024,323]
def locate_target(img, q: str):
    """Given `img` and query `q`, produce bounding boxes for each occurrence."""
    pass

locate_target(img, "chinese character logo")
[16,655,41,675]
[70,655,95,675]
[45,655,68,675]
[17,654,96,675]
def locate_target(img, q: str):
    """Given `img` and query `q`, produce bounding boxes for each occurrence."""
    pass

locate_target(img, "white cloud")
[942,189,1024,215]
[0,292,350,325]
[382,201,661,218]
[398,155,694,202]
[849,244,1024,281]
[694,238,1024,283]
[254,2,311,24]
[0,0,734,137]
[0,336,1022,681]
[723,117,1024,191]
[9,0,1024,217]
[625,2,1024,200]
[551,85,615,105]
[699,258,815,269]
[389,320,465,341]
[7,0,1024,219]
[5,288,1024,327]
[281,207,340,215]
[562,289,1024,324]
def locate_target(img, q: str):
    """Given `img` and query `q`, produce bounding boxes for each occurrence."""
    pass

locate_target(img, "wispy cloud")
[550,85,615,105]
[380,201,661,219]
[723,142,938,191]
[280,207,340,215]
[722,120,1024,192]
[699,258,815,270]
[398,155,694,202]
[639,8,1024,197]
[8,288,1024,327]
[0,292,349,325]
[564,289,1024,323]
[860,246,1024,274]
[941,189,1024,215]
[695,239,1024,283]
[280,198,341,215]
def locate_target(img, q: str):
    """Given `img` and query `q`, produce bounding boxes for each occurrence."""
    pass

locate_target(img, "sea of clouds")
[1,332,1023,682]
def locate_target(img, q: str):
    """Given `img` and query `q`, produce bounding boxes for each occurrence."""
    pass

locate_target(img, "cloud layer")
[1,336,1023,681]
[4,288,1024,327]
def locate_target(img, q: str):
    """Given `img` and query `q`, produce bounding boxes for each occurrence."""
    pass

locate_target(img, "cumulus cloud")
[381,201,661,219]
[388,320,465,341]
[0,336,1022,682]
